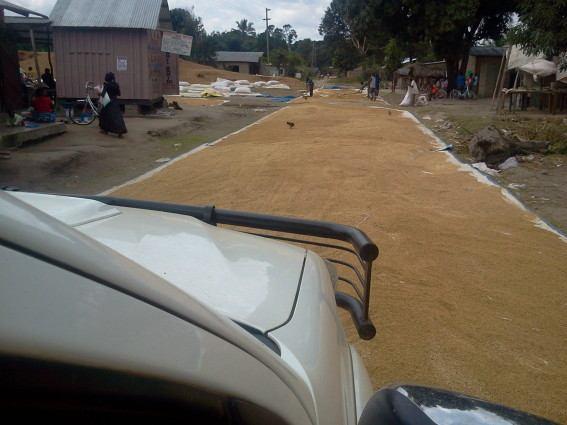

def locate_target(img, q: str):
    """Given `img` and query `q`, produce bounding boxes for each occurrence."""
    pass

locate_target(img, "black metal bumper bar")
[77,196,380,340]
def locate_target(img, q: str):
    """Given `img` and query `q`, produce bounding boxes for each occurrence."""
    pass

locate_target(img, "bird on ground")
[388,110,392,116]
[286,121,295,129]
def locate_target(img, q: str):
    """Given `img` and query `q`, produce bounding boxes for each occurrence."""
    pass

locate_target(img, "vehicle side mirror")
[359,385,557,425]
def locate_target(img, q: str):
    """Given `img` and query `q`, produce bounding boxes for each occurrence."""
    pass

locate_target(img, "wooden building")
[467,46,505,98]
[50,0,179,103]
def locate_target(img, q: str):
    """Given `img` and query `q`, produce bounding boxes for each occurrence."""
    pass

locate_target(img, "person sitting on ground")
[31,87,56,123]
[430,83,439,99]
[99,72,128,138]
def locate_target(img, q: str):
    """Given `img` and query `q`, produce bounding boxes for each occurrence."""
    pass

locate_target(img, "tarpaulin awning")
[520,59,557,79]
[507,45,545,70]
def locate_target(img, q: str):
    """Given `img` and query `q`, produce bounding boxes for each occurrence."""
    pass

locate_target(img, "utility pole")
[263,8,271,64]
[311,40,316,68]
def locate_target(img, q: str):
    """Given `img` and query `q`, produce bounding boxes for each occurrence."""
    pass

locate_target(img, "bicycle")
[67,81,100,125]
[450,85,475,100]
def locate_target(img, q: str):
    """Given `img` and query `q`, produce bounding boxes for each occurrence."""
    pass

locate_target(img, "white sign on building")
[161,32,193,56]
[117,56,128,72]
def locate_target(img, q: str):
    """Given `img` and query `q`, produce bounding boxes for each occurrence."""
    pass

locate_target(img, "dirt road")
[113,90,567,423]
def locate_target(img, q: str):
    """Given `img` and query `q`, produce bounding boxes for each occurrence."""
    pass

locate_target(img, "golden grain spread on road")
[113,90,567,423]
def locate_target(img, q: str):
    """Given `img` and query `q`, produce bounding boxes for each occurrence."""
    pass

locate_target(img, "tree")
[170,8,215,63]
[270,48,305,76]
[171,7,204,38]
[331,40,363,72]
[319,0,378,56]
[319,0,517,85]
[233,19,256,37]
[509,0,567,61]
[256,25,288,54]
[425,0,516,89]
[282,24,298,51]
[383,38,406,76]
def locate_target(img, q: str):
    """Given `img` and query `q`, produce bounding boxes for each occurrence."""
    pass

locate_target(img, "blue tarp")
[322,85,347,90]
[258,94,296,103]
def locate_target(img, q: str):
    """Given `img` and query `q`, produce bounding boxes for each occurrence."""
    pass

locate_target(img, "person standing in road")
[369,72,380,101]
[400,69,419,106]
[99,72,127,138]
[306,78,315,97]
[369,73,377,101]
[374,72,381,99]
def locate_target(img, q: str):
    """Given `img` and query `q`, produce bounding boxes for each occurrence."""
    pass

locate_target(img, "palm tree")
[234,19,256,36]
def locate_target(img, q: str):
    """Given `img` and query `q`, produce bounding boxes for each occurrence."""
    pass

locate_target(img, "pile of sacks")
[211,79,260,96]
[179,81,219,98]
[178,77,291,98]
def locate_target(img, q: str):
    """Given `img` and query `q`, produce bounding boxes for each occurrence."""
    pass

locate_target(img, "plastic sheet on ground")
[265,83,291,90]
[257,94,296,102]
[472,162,500,176]
[322,85,346,90]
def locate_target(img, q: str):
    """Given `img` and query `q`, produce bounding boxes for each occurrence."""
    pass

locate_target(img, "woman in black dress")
[99,72,127,137]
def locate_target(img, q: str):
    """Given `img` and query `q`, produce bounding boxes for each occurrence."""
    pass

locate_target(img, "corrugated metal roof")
[50,0,169,30]
[215,51,264,63]
[470,46,505,57]
[0,0,48,18]
[4,16,50,26]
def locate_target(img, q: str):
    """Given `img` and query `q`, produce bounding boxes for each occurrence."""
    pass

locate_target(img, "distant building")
[214,51,264,75]
[50,0,179,104]
[467,46,506,98]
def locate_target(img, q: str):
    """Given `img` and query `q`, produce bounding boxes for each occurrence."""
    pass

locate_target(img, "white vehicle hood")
[10,193,306,332]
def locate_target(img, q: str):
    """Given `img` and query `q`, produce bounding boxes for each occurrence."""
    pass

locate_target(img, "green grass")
[446,114,497,136]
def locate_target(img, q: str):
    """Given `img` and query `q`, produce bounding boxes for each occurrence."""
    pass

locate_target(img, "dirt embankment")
[178,59,304,90]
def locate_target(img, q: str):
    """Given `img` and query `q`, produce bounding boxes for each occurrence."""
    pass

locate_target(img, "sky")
[15,0,329,40]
